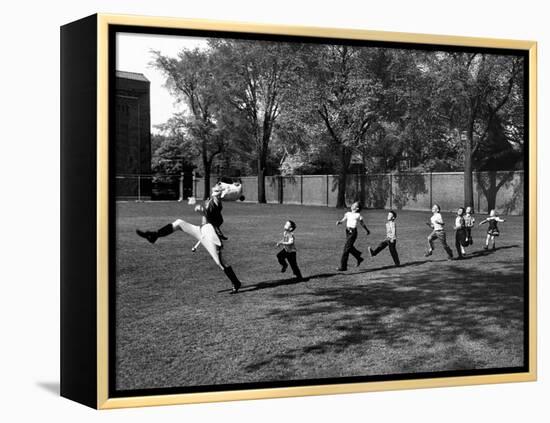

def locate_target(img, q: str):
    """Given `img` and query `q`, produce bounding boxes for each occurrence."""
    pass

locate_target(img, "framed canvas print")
[60,14,537,409]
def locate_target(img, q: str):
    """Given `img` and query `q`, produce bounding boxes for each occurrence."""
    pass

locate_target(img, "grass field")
[115,202,525,391]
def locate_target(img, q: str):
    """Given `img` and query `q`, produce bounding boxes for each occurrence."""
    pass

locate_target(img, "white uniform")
[173,219,223,268]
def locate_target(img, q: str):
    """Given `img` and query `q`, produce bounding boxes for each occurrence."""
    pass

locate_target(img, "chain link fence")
[115,174,192,201]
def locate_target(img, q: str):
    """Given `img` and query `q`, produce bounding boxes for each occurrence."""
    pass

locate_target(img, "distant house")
[115,71,151,200]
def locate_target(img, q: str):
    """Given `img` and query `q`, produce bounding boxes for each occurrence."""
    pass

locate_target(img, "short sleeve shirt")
[386,221,396,241]
[282,232,296,252]
[431,213,444,231]
[344,212,363,229]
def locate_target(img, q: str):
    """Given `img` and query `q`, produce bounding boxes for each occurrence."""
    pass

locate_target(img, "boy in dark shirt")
[368,210,400,266]
[276,220,304,282]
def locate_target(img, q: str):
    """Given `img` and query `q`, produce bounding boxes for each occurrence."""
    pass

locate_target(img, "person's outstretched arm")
[359,218,370,235]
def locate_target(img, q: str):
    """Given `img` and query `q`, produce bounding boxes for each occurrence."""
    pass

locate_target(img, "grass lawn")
[115,202,525,391]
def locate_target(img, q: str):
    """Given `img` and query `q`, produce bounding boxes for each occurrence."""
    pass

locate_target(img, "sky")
[116,32,208,132]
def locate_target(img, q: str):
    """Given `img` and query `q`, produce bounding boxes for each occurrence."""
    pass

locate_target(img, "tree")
[210,39,302,203]
[152,48,227,199]
[475,113,523,212]
[428,52,523,207]
[299,45,382,207]
[151,132,193,175]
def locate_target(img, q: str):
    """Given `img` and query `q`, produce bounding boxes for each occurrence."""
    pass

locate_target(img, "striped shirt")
[386,221,396,241]
[281,231,296,253]
[464,214,475,227]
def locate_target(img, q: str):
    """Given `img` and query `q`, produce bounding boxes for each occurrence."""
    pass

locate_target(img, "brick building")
[115,71,151,200]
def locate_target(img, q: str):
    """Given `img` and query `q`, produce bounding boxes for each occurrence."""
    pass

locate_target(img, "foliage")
[150,41,525,206]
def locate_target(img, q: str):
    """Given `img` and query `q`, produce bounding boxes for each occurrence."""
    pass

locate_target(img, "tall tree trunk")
[336,146,352,208]
[203,159,211,200]
[257,152,267,204]
[336,171,347,208]
[464,125,475,208]
[486,170,497,212]
[257,128,272,204]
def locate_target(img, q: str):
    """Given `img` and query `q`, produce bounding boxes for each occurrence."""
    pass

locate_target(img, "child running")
[479,209,506,250]
[425,204,454,259]
[368,210,400,267]
[464,206,476,247]
[454,207,467,259]
[336,201,370,271]
[276,220,304,282]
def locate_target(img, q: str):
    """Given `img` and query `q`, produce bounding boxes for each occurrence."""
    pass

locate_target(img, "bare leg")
[217,249,227,270]
[172,219,202,241]
[484,234,491,249]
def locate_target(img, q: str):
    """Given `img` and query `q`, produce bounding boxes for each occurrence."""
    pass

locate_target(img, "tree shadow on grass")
[218,259,440,294]
[459,244,520,260]
[244,260,525,374]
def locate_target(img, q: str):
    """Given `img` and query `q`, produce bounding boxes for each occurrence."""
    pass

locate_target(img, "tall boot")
[214,226,228,241]
[223,266,241,294]
[136,223,173,244]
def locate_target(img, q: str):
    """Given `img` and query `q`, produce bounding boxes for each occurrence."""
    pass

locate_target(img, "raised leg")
[136,222,175,244]
[426,231,437,256]
[276,249,288,272]
[371,239,389,256]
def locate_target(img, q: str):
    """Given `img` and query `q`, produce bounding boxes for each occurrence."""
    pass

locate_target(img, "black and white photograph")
[6,0,550,420]
[112,27,528,395]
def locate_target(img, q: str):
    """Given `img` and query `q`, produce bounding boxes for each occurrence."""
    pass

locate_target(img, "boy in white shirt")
[336,202,370,271]
[454,207,467,259]
[425,204,454,259]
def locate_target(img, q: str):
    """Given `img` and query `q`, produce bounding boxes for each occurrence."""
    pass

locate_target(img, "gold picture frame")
[61,13,537,409]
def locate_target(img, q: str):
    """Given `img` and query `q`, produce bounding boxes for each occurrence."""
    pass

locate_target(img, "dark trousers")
[455,229,467,257]
[340,228,362,270]
[465,227,473,245]
[428,230,453,258]
[276,250,303,279]
[371,239,400,266]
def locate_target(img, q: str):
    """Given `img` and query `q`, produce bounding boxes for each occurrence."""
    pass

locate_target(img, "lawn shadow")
[219,259,439,294]
[460,244,520,260]
[244,260,526,374]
